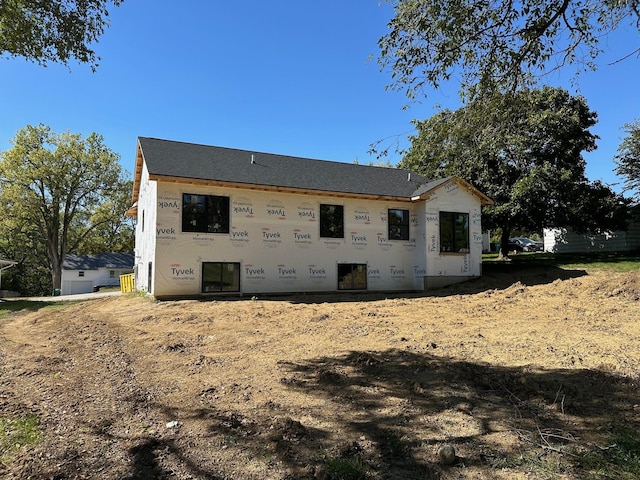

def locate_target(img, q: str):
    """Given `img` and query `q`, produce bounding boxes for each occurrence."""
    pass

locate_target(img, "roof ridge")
[136,137,431,199]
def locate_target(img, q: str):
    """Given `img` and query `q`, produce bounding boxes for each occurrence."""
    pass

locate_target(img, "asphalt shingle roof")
[63,253,134,271]
[138,137,431,198]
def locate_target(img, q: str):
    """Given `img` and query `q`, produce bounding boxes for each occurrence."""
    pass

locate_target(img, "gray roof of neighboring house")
[63,253,134,271]
[137,137,431,198]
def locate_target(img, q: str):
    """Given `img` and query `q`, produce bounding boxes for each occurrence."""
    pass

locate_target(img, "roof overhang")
[411,177,494,206]
[125,201,138,218]
[0,259,17,268]
[0,259,17,290]
[126,140,145,217]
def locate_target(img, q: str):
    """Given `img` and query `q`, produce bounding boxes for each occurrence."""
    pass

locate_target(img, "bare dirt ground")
[1,264,639,479]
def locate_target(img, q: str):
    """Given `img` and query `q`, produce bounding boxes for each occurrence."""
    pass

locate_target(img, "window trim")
[182,193,230,234]
[337,263,367,290]
[439,211,470,254]
[388,208,410,241]
[319,203,344,239]
[202,262,241,293]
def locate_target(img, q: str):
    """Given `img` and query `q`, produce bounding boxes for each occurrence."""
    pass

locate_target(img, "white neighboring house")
[543,222,640,254]
[61,253,134,295]
[0,258,17,297]
[127,137,494,298]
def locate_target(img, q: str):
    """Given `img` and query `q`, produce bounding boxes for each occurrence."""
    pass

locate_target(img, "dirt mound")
[591,269,640,300]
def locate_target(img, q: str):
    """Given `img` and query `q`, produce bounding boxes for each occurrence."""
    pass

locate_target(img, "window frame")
[319,204,344,238]
[182,193,230,234]
[202,262,241,293]
[388,208,410,241]
[439,211,470,253]
[337,263,367,290]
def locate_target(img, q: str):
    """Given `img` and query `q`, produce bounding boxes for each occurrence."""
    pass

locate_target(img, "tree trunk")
[51,261,63,293]
[499,227,511,258]
[46,233,64,293]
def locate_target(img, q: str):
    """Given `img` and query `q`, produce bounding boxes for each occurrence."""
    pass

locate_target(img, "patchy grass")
[325,456,366,480]
[552,253,640,273]
[0,300,54,320]
[483,251,640,272]
[575,430,640,480]
[0,299,77,321]
[97,286,122,293]
[0,415,42,466]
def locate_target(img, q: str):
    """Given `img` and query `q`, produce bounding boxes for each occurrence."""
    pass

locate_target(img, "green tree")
[615,120,640,202]
[78,179,135,253]
[0,124,131,294]
[0,0,124,70]
[0,211,50,295]
[399,86,629,255]
[378,0,640,100]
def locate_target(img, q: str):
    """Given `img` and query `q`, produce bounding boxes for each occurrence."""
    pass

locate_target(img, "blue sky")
[1,1,638,194]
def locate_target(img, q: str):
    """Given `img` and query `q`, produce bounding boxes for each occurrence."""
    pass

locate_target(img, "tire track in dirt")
[0,300,192,479]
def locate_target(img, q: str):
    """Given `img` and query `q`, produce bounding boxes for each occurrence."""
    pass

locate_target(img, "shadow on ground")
[68,349,640,479]
[271,349,639,478]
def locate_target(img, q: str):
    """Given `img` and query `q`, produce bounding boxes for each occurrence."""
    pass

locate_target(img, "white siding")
[544,222,640,253]
[61,269,99,295]
[133,162,158,294]
[65,281,93,295]
[98,268,131,286]
[61,268,132,295]
[423,182,483,288]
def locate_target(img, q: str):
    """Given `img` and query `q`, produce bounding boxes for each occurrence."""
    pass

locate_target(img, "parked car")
[508,237,544,252]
